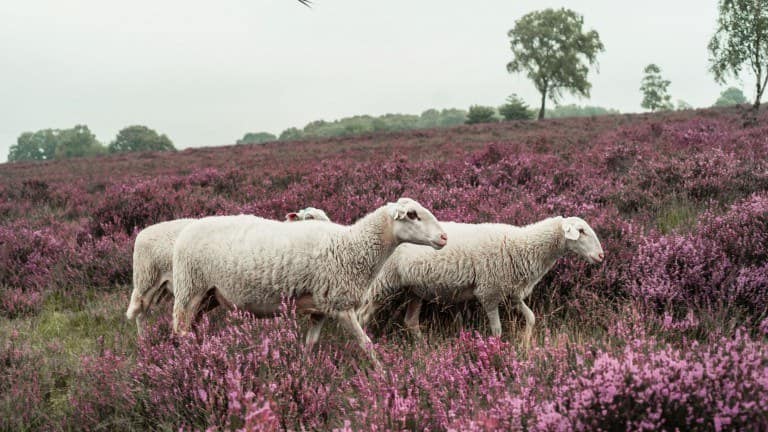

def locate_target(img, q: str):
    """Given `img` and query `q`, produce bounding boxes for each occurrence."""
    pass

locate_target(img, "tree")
[237,132,277,145]
[714,87,748,107]
[279,127,304,141]
[640,64,673,112]
[54,125,105,159]
[507,8,604,120]
[708,0,768,115]
[8,129,58,162]
[677,100,693,110]
[466,105,497,124]
[498,94,533,120]
[436,109,467,126]
[109,125,175,153]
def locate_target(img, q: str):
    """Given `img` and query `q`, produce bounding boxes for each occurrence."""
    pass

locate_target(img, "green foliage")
[708,0,768,111]
[498,94,533,121]
[8,130,58,162]
[276,108,467,141]
[545,104,619,118]
[507,8,605,120]
[55,125,105,159]
[640,64,673,112]
[677,100,694,111]
[279,127,304,141]
[108,125,175,154]
[237,132,277,145]
[714,87,748,107]
[465,105,498,125]
[9,125,106,162]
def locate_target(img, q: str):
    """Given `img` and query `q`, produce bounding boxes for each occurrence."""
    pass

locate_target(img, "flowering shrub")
[630,193,768,320]
[1,107,768,429]
[536,331,768,431]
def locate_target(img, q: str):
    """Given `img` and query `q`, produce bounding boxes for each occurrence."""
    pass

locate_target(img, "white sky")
[0,0,744,162]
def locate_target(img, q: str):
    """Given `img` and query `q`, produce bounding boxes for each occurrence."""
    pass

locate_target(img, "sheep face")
[389,198,447,249]
[562,217,604,264]
[285,207,331,222]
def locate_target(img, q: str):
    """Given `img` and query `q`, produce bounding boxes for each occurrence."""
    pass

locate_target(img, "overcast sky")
[0,0,740,162]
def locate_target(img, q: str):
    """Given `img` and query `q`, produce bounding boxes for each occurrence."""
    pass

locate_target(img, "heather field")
[2,107,768,431]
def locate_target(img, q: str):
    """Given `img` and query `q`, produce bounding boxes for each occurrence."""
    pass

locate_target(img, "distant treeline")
[238,104,623,145]
[237,108,469,145]
[8,125,175,163]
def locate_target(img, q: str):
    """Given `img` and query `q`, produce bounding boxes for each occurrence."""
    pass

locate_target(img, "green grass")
[0,288,136,358]
[654,195,702,234]
[0,287,138,423]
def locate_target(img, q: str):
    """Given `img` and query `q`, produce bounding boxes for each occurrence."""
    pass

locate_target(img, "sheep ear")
[286,212,299,222]
[563,222,579,240]
[387,203,406,220]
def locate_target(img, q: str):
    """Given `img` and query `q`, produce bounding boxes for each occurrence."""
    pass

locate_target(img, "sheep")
[125,207,330,336]
[285,207,330,222]
[171,198,447,363]
[358,216,604,347]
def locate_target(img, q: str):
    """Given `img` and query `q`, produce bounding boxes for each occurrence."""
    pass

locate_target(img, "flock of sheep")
[125,198,604,366]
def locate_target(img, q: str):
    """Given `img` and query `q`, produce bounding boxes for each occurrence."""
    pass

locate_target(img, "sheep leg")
[335,310,381,369]
[135,312,146,338]
[172,293,206,335]
[305,313,326,348]
[356,300,378,328]
[403,298,424,339]
[482,302,502,337]
[516,300,535,348]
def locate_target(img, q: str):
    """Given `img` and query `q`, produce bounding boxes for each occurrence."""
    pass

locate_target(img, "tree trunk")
[754,71,767,113]
[538,90,546,120]
[745,69,767,127]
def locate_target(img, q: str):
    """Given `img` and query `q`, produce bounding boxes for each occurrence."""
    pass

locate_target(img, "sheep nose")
[598,252,605,261]
[440,233,448,242]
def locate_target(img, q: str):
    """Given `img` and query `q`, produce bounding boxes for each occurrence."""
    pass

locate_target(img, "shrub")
[466,105,498,124]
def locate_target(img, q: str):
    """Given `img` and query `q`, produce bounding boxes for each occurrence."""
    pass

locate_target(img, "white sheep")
[171,198,447,363]
[285,207,330,222]
[125,208,330,336]
[358,216,604,347]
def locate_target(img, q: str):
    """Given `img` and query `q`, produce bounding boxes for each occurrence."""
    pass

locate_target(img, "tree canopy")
[708,0,768,114]
[108,125,175,154]
[8,129,59,162]
[55,125,105,159]
[714,87,748,107]
[9,125,107,162]
[507,8,604,120]
[237,132,278,145]
[640,64,673,112]
[498,94,533,121]
[466,106,498,125]
[273,108,468,141]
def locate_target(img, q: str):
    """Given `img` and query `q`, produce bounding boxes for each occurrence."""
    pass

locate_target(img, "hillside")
[1,106,768,430]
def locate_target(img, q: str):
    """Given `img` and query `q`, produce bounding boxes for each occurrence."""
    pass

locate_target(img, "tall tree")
[109,125,175,153]
[507,8,604,120]
[714,86,748,106]
[708,0,768,116]
[640,64,673,112]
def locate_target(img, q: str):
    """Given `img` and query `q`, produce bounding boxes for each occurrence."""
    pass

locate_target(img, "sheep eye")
[406,210,419,220]
[578,228,585,235]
